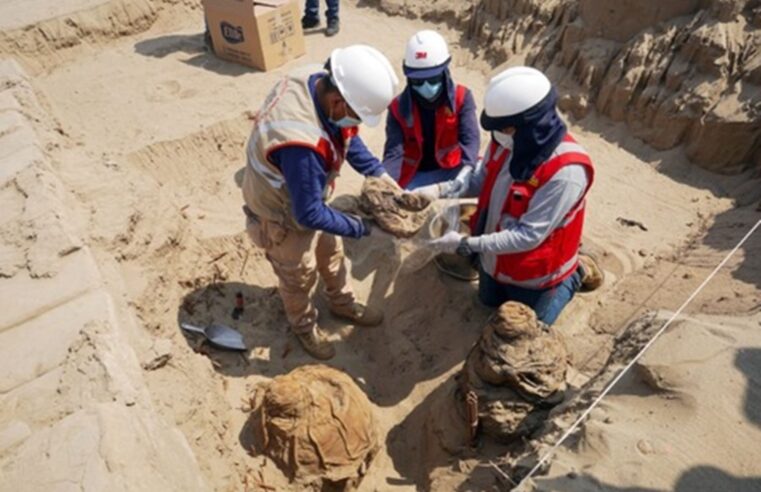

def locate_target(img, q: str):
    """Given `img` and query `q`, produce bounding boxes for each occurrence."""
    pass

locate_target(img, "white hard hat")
[330,45,400,127]
[481,66,552,130]
[403,30,451,79]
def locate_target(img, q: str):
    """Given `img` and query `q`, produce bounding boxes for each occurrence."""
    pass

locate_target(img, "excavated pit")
[1,0,760,491]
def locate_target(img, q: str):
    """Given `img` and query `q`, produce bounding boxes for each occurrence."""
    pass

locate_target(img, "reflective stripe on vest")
[247,120,336,188]
[435,143,461,163]
[495,253,579,289]
[469,140,508,233]
[478,134,595,289]
[486,139,589,211]
[248,120,356,191]
[389,85,468,188]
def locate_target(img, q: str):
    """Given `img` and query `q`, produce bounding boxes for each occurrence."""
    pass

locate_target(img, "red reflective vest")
[389,85,467,188]
[473,134,595,289]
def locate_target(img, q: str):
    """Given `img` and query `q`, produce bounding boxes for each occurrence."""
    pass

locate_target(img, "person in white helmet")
[241,45,400,359]
[382,30,479,194]
[428,66,603,325]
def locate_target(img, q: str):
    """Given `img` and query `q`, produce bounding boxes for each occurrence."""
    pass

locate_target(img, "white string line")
[513,217,761,491]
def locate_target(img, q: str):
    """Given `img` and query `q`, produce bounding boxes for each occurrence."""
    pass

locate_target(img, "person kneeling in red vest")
[382,30,480,194]
[427,67,603,325]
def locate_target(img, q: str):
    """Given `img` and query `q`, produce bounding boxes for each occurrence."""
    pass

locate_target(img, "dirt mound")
[0,0,202,74]
[410,302,570,489]
[249,365,379,489]
[460,302,568,442]
[370,0,761,174]
[358,177,433,238]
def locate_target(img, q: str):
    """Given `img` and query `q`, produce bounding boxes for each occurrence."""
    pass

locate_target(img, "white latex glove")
[413,181,455,201]
[379,172,402,190]
[413,183,443,200]
[441,166,473,199]
[428,230,464,254]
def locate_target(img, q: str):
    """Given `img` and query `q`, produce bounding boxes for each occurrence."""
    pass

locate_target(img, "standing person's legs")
[325,0,339,20]
[255,221,319,333]
[314,231,355,310]
[304,0,320,19]
[315,231,384,326]
[324,0,340,36]
[246,215,335,358]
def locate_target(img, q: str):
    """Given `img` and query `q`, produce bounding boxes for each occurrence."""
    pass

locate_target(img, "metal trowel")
[180,322,247,351]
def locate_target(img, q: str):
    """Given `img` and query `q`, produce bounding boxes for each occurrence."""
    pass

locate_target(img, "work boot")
[435,253,479,282]
[330,302,383,327]
[301,15,320,29]
[296,327,335,360]
[578,254,604,292]
[326,18,340,37]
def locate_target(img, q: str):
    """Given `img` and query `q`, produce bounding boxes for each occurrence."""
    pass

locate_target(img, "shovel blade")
[206,323,247,351]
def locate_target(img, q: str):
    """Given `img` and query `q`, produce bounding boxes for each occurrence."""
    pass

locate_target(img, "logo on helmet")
[220,22,244,44]
[415,51,427,59]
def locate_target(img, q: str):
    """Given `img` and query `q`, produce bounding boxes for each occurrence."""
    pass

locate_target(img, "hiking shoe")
[435,253,479,282]
[296,327,335,360]
[326,18,340,36]
[330,302,383,327]
[301,16,320,29]
[578,254,604,292]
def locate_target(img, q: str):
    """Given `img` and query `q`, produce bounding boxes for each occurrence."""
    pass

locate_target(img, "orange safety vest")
[389,85,468,188]
[473,134,595,289]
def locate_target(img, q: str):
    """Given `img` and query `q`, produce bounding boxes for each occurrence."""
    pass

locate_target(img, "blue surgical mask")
[412,81,443,101]
[493,131,513,149]
[331,116,362,128]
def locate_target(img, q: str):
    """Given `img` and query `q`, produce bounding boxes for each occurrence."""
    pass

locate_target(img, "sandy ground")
[531,312,761,492]
[1,0,760,491]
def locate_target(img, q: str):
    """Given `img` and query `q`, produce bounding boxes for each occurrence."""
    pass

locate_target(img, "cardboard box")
[203,0,305,71]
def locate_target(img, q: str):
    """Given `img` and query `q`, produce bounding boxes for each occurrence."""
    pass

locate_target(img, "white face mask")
[329,102,362,128]
[493,131,513,149]
[332,115,362,128]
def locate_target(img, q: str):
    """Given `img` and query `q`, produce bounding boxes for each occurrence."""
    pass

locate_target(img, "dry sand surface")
[0,0,760,491]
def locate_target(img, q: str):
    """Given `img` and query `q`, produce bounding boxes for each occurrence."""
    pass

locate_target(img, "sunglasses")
[410,75,444,86]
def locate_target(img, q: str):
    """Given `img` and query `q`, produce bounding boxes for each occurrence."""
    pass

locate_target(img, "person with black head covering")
[428,67,603,325]
[382,30,480,194]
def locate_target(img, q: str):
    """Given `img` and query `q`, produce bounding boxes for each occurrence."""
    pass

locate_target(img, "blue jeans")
[405,165,463,191]
[305,0,339,20]
[478,266,583,325]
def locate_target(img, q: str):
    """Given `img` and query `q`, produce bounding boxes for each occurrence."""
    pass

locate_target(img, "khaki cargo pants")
[246,214,355,334]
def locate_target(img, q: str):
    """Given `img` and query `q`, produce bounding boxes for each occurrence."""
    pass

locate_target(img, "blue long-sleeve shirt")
[382,83,480,180]
[269,73,385,238]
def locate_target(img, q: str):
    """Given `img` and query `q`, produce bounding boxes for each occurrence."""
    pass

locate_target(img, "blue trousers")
[478,266,583,325]
[405,165,463,191]
[305,0,339,19]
